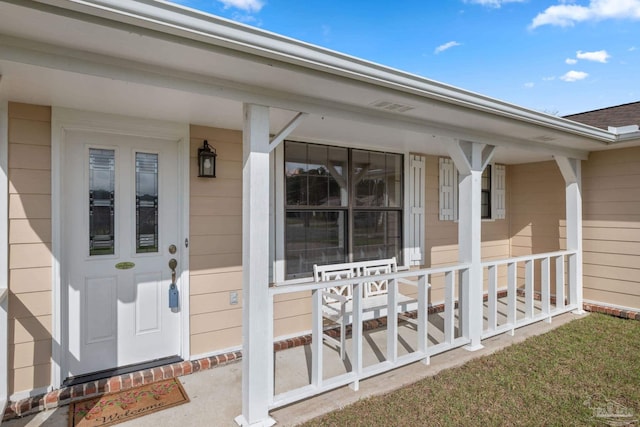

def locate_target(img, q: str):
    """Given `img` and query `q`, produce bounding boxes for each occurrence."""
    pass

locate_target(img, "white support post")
[525,260,534,320]
[554,156,584,314]
[444,271,454,344]
[541,257,551,322]
[444,140,495,351]
[0,100,9,416]
[417,274,428,364]
[386,278,398,363]
[556,255,565,310]
[507,262,516,334]
[311,289,323,388]
[487,265,497,332]
[236,104,276,427]
[350,282,363,391]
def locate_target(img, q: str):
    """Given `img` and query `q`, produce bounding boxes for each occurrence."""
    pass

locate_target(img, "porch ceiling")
[0,0,628,163]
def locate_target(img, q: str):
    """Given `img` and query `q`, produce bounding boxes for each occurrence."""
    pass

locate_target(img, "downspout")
[0,98,9,423]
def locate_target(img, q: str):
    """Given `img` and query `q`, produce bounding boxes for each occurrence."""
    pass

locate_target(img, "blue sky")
[172,0,639,116]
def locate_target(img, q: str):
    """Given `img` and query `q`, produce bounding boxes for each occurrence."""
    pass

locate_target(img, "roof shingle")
[564,101,640,130]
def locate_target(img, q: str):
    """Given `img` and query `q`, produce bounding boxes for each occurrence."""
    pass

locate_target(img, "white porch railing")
[269,264,470,409]
[481,250,579,339]
[268,250,579,411]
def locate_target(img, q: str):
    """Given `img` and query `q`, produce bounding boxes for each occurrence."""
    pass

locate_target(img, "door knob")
[169,258,177,283]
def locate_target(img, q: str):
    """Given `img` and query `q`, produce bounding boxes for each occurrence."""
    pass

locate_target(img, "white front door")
[62,129,182,378]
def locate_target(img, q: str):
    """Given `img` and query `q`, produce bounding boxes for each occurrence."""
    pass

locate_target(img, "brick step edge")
[2,351,241,421]
[583,302,640,320]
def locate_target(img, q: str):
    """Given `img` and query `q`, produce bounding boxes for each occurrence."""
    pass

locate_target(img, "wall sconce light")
[198,140,217,178]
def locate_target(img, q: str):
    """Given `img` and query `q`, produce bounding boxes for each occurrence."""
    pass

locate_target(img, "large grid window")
[285,141,403,278]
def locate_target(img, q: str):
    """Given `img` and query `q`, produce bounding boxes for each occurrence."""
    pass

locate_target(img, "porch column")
[236,104,275,427]
[446,140,495,350]
[554,156,584,313]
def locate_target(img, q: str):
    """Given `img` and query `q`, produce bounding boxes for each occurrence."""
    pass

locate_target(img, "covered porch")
[0,1,617,426]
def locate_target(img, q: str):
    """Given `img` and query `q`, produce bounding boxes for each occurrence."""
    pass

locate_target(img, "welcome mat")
[69,378,189,427]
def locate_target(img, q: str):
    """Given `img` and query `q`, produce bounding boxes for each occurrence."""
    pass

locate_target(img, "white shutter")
[409,155,425,266]
[439,157,457,221]
[493,164,506,220]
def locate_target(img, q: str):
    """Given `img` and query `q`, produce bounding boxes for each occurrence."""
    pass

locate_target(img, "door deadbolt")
[168,244,177,254]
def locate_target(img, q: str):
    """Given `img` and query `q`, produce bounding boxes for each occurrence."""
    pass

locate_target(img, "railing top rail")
[270,263,471,296]
[481,250,577,268]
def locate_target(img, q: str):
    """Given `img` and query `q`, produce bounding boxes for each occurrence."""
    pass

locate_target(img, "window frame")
[439,158,506,222]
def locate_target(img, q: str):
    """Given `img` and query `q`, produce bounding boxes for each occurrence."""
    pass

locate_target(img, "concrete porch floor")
[2,307,585,427]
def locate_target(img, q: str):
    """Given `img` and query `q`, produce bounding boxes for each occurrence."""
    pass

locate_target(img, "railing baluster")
[417,274,428,364]
[541,257,551,322]
[525,259,534,320]
[386,278,398,363]
[556,255,565,310]
[311,289,323,388]
[488,264,497,332]
[444,270,454,344]
[507,262,516,333]
[350,281,363,391]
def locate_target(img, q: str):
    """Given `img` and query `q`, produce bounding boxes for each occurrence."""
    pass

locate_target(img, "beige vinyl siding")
[188,125,244,355]
[7,102,52,396]
[509,161,566,257]
[188,125,314,355]
[582,147,640,309]
[507,161,567,294]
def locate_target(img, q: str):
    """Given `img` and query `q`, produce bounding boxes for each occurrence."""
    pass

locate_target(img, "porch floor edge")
[2,301,638,422]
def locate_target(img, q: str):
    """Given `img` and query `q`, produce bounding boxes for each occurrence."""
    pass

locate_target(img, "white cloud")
[629,46,637,51]
[565,58,578,64]
[524,82,535,88]
[466,0,525,7]
[543,76,556,81]
[576,49,611,62]
[434,41,461,54]
[530,0,640,29]
[217,0,264,12]
[560,70,589,81]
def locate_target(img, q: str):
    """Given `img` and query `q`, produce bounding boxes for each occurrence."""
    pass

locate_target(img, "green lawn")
[302,313,640,426]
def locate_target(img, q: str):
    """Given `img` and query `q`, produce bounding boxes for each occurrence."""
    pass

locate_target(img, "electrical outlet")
[230,291,238,305]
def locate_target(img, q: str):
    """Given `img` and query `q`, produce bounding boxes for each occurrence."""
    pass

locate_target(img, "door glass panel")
[136,152,159,253]
[89,149,115,256]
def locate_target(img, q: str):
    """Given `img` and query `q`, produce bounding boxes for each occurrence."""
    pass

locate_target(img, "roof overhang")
[0,0,637,163]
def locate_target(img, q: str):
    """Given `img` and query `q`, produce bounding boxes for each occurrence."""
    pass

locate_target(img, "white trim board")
[51,107,190,388]
[0,100,9,414]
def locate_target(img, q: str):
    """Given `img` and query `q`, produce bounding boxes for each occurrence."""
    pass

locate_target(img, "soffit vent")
[370,100,416,113]
[532,135,556,142]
